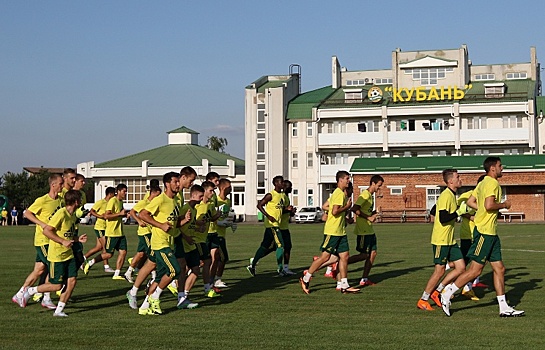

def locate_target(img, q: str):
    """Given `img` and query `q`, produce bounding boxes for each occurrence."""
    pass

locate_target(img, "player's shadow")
[68,287,132,313]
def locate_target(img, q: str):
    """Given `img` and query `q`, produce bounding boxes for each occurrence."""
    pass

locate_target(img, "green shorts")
[94,229,105,239]
[173,235,185,259]
[196,242,211,261]
[183,247,201,269]
[104,236,128,254]
[154,248,181,281]
[460,239,472,262]
[280,229,292,251]
[148,250,156,263]
[432,244,463,265]
[137,234,152,255]
[35,245,49,265]
[356,234,377,254]
[468,228,502,264]
[208,234,229,263]
[320,235,349,254]
[49,258,78,284]
[260,227,284,251]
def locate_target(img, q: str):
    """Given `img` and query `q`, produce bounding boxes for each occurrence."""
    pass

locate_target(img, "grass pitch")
[1,222,543,349]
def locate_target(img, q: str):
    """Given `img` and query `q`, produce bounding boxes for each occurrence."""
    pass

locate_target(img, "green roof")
[350,155,545,173]
[257,80,288,93]
[167,126,199,134]
[95,144,244,172]
[536,96,545,115]
[286,86,337,120]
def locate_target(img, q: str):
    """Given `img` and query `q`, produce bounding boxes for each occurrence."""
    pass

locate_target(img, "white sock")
[55,301,66,314]
[28,287,38,295]
[170,280,177,288]
[361,277,368,283]
[151,287,163,299]
[113,269,120,277]
[130,286,138,296]
[325,266,332,274]
[89,259,96,267]
[283,264,289,271]
[16,286,25,298]
[341,278,349,289]
[151,270,157,280]
[103,264,110,270]
[445,264,451,271]
[336,281,341,289]
[43,292,51,301]
[126,266,134,274]
[444,283,460,299]
[497,295,509,312]
[140,296,149,309]
[473,276,480,285]
[436,283,445,292]
[303,272,312,283]
[421,291,430,301]
[463,282,472,292]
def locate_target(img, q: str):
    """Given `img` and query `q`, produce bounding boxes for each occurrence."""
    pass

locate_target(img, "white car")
[295,207,324,223]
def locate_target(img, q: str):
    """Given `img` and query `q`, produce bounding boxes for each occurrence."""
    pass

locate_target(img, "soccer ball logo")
[368,87,383,103]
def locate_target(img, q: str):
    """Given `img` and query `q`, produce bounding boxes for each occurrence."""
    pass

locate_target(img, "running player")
[12,174,63,310]
[279,179,296,275]
[124,186,162,283]
[247,176,286,276]
[83,184,128,280]
[22,190,87,317]
[441,157,525,317]
[300,171,359,294]
[417,169,467,311]
[351,175,383,286]
[84,187,116,272]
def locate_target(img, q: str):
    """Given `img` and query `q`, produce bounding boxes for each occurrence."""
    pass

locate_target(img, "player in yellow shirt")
[124,186,162,283]
[441,157,524,317]
[84,187,116,272]
[300,171,359,294]
[417,169,466,311]
[12,174,64,309]
[351,175,384,287]
[134,172,191,315]
[22,190,87,317]
[83,184,128,280]
[247,176,286,277]
[279,180,297,275]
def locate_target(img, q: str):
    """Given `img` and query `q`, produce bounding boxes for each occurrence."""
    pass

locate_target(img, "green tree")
[206,136,228,153]
[0,170,51,209]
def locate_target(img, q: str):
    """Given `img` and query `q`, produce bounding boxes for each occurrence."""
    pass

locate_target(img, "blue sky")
[1,0,544,176]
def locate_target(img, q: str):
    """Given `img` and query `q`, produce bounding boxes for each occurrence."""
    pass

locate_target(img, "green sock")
[276,247,284,271]
[252,247,268,267]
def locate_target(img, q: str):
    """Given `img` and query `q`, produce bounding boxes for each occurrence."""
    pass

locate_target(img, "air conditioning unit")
[364,77,374,84]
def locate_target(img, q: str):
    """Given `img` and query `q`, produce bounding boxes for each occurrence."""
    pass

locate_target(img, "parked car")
[295,207,324,223]
[79,214,96,225]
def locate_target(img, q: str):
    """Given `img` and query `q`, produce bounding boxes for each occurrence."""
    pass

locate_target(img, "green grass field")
[1,223,543,350]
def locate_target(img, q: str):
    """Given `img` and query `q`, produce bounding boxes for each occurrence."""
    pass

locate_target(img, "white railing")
[318,132,382,146]
[388,130,455,144]
[460,128,529,143]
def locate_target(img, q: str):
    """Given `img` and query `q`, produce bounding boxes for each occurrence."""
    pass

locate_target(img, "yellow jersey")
[27,194,62,246]
[264,189,284,228]
[457,190,476,240]
[133,198,152,236]
[279,193,291,230]
[474,176,502,236]
[91,199,108,231]
[47,208,77,262]
[430,188,457,246]
[353,189,374,235]
[216,196,232,238]
[146,193,181,250]
[324,188,347,236]
[105,197,124,237]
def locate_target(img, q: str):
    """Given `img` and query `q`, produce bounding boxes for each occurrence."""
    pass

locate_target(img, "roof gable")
[399,56,457,69]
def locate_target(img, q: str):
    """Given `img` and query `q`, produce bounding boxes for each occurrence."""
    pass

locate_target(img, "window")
[307,189,314,206]
[346,79,370,86]
[291,123,298,137]
[257,139,265,160]
[389,186,404,195]
[331,153,349,165]
[406,67,452,85]
[375,78,393,85]
[358,120,380,133]
[397,119,415,131]
[292,189,299,206]
[344,89,363,103]
[257,165,265,195]
[506,72,527,80]
[333,121,346,133]
[257,104,266,130]
[484,83,505,98]
[307,152,313,168]
[114,178,147,204]
[292,153,298,168]
[467,117,487,130]
[426,188,442,209]
[502,115,523,128]
[233,186,245,206]
[307,122,313,137]
[474,73,495,81]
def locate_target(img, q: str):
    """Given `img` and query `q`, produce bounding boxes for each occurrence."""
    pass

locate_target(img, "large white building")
[244,45,543,220]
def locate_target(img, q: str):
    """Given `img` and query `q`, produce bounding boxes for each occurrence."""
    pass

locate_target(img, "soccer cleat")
[324,271,334,278]
[124,273,134,284]
[126,291,138,310]
[430,290,442,306]
[21,288,31,308]
[472,282,489,288]
[83,262,91,275]
[283,269,296,276]
[177,298,199,309]
[53,312,68,317]
[246,265,256,277]
[128,257,133,265]
[299,277,310,295]
[205,289,222,298]
[249,257,258,266]
[212,286,222,294]
[41,299,57,310]
[32,292,43,303]
[148,296,162,314]
[417,299,434,311]
[166,283,178,296]
[340,286,360,294]
[214,280,228,288]
[112,275,126,281]
[462,289,479,301]
[499,307,525,318]
[104,267,115,273]
[277,269,287,277]
[313,256,319,261]
[12,294,24,308]
[362,280,376,287]
[56,290,62,297]
[138,307,159,316]
[440,293,451,317]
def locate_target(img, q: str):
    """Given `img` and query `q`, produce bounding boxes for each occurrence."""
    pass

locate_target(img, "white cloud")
[202,124,244,134]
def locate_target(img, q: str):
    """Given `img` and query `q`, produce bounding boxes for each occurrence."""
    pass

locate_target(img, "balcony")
[319,164,351,183]
[388,130,455,146]
[460,128,529,145]
[318,132,383,148]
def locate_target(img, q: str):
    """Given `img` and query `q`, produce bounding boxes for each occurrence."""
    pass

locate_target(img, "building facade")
[244,45,544,220]
[78,126,246,216]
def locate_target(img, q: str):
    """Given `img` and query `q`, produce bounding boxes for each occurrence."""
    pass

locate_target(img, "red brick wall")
[353,172,545,222]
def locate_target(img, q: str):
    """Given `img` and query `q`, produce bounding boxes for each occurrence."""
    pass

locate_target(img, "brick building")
[351,155,545,222]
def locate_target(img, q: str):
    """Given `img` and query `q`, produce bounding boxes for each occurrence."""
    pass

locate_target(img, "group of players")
[11,156,524,318]
[12,167,236,316]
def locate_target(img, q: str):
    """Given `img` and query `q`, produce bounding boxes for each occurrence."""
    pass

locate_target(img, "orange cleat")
[417,299,434,311]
